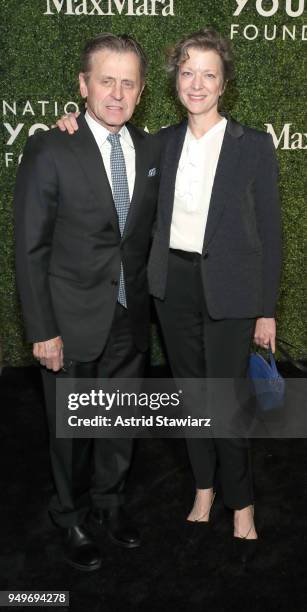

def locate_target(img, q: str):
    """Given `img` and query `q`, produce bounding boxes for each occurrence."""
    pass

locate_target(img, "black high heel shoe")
[233,533,258,563]
[233,508,258,563]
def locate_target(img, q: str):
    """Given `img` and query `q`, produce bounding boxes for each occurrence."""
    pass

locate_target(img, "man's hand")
[254,318,276,352]
[33,336,64,372]
[55,112,80,134]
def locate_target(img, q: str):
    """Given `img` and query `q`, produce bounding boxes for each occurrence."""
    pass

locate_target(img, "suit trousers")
[41,303,145,528]
[154,250,255,510]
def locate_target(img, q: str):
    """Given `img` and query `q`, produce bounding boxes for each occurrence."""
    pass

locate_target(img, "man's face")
[177,48,224,118]
[79,49,144,132]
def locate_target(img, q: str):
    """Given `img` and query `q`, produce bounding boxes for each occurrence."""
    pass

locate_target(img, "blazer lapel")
[66,114,120,237]
[203,117,244,251]
[159,120,188,235]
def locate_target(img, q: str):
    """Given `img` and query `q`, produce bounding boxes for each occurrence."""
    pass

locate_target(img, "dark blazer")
[14,114,160,361]
[148,117,282,319]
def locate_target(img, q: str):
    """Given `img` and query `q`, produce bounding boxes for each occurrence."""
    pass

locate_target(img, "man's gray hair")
[81,32,148,83]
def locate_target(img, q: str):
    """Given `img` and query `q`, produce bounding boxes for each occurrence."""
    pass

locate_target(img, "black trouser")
[155,250,255,510]
[41,303,145,528]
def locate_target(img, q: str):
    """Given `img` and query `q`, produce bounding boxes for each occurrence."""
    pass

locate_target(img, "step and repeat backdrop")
[1,0,306,364]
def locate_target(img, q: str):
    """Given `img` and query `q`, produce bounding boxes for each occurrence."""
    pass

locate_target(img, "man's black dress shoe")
[92,507,141,549]
[63,525,102,571]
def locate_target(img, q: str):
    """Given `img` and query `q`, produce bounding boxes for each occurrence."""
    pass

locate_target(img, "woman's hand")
[56,112,80,134]
[254,318,276,352]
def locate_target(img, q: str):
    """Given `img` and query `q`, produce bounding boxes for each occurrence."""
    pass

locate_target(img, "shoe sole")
[107,532,141,549]
[64,557,102,572]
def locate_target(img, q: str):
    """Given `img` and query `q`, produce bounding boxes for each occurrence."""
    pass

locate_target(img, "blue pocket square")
[148,168,157,177]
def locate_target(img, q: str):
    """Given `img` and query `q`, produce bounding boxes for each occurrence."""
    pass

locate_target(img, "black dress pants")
[155,250,255,510]
[41,303,145,527]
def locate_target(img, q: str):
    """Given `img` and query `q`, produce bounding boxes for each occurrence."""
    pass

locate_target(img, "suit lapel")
[203,117,244,250]
[122,123,148,239]
[66,114,120,237]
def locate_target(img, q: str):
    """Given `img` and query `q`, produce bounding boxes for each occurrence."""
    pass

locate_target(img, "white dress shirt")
[85,111,135,199]
[170,117,227,253]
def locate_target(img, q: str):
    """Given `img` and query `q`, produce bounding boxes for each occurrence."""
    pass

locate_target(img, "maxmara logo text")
[231,0,306,41]
[44,0,174,16]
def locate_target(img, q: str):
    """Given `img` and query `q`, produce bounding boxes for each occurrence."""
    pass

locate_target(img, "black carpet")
[1,366,307,612]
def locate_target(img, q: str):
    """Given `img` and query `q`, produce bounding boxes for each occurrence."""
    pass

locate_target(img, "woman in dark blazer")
[148,27,282,553]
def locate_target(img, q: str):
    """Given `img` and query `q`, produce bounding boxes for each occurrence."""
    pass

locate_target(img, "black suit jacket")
[14,115,160,360]
[148,117,282,319]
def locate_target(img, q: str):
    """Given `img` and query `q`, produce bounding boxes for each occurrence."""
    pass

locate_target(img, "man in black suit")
[14,33,160,571]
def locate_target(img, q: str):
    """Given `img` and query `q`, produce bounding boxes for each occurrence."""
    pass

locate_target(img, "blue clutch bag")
[248,349,285,411]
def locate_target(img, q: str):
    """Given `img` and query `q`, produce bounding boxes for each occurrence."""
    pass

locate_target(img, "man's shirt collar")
[85,111,134,149]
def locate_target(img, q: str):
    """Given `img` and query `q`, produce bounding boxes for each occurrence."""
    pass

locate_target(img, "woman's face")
[177,47,225,118]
